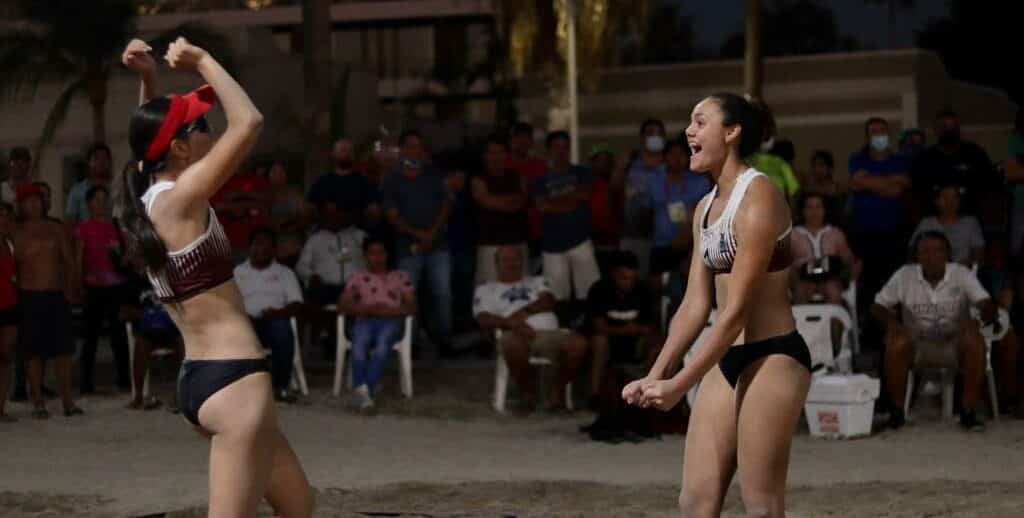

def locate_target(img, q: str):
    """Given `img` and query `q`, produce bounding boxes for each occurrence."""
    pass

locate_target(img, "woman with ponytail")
[623,93,810,517]
[119,38,312,517]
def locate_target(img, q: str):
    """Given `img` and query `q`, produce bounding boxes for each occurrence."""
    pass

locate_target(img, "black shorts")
[718,331,812,388]
[0,306,18,327]
[18,290,73,359]
[649,246,685,275]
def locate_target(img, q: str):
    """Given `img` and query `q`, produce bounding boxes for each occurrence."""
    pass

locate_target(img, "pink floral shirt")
[341,270,414,311]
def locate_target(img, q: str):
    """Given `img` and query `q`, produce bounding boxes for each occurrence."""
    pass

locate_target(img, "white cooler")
[804,374,880,439]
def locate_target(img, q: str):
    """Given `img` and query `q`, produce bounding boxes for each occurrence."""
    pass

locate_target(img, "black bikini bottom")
[176,358,270,426]
[718,331,812,388]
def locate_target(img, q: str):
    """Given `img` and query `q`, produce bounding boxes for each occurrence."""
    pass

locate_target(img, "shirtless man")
[13,183,82,418]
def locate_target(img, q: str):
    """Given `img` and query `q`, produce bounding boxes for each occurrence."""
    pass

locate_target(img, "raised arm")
[160,38,263,212]
[122,39,158,106]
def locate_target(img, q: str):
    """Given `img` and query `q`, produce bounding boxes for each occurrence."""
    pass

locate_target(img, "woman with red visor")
[118,38,313,517]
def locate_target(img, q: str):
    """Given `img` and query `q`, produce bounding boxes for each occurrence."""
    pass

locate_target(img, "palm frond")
[149,22,238,75]
[32,78,86,173]
[0,30,77,99]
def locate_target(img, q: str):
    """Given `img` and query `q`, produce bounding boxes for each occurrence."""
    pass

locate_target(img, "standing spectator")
[266,160,308,268]
[13,183,81,418]
[873,231,993,431]
[473,246,588,411]
[848,116,911,314]
[381,130,453,351]
[338,237,417,409]
[75,185,130,394]
[585,252,660,397]
[307,137,381,229]
[1,147,32,206]
[911,109,998,219]
[911,185,985,267]
[505,122,547,258]
[296,201,366,307]
[531,131,600,303]
[644,139,712,282]
[621,118,667,276]
[791,192,860,305]
[803,150,841,202]
[588,145,624,273]
[64,143,113,231]
[234,229,305,403]
[899,128,927,159]
[211,167,272,256]
[472,135,528,284]
[1006,110,1024,259]
[0,203,16,421]
[770,139,796,167]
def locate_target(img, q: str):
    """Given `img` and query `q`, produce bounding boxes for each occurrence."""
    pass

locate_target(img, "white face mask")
[760,137,775,151]
[645,135,665,153]
[870,135,889,152]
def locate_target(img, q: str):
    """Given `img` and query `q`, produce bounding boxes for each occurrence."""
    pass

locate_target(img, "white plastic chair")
[493,328,574,412]
[841,282,860,354]
[126,322,178,400]
[333,313,414,398]
[683,310,717,408]
[792,304,855,374]
[260,317,310,396]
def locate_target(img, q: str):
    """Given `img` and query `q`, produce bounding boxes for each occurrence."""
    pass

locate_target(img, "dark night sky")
[674,0,949,53]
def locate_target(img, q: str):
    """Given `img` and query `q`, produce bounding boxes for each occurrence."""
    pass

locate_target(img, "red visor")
[144,84,217,162]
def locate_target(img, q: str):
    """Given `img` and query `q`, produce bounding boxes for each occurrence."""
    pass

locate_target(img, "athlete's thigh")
[202,373,277,517]
[264,426,314,518]
[735,355,810,496]
[682,366,739,500]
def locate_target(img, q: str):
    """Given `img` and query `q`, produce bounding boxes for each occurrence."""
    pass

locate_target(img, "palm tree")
[0,0,234,166]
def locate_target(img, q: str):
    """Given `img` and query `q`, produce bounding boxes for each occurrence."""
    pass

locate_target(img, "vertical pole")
[744,0,763,100]
[566,0,579,163]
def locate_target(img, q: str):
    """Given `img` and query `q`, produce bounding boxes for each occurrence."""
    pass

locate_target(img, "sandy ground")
[3,362,1024,517]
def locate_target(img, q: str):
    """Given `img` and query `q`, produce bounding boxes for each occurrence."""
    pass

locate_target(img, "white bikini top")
[699,169,793,274]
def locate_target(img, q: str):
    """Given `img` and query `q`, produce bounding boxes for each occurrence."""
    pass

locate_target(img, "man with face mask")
[307,137,382,229]
[621,119,668,277]
[911,108,997,219]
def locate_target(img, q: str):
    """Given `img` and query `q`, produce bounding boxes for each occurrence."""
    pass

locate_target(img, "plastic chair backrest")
[792,304,852,371]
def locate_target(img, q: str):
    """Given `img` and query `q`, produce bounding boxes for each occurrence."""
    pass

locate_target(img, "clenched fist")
[122,38,156,74]
[164,37,208,72]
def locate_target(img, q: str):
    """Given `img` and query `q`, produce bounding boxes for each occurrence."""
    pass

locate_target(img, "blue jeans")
[351,318,402,390]
[252,318,294,391]
[398,250,452,341]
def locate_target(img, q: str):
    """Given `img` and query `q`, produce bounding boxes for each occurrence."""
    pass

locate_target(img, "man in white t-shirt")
[235,229,305,403]
[873,231,995,432]
[473,245,588,412]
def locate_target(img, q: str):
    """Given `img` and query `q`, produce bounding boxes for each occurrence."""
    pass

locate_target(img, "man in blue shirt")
[621,119,668,277]
[848,116,912,316]
[381,130,452,350]
[644,139,712,281]
[531,131,600,302]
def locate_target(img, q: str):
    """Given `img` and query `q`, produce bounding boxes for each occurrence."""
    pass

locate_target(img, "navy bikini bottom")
[718,331,812,388]
[176,358,270,426]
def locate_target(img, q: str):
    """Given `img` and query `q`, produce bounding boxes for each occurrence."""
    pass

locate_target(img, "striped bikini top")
[699,169,793,274]
[141,181,234,303]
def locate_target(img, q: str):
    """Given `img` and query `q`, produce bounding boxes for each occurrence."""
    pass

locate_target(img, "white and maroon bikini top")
[141,181,234,303]
[699,169,793,274]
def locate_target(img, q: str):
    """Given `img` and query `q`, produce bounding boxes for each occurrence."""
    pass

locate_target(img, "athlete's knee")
[678,485,722,518]
[739,486,781,518]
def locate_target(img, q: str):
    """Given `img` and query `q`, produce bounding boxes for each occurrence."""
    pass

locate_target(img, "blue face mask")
[870,135,889,152]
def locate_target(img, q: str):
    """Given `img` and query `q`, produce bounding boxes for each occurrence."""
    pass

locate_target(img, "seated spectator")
[297,201,366,307]
[586,252,660,396]
[873,231,994,431]
[119,256,181,411]
[308,137,381,229]
[911,185,984,267]
[266,160,308,268]
[976,239,1023,417]
[588,145,624,274]
[235,229,305,403]
[473,245,588,411]
[76,185,131,394]
[338,237,417,409]
[382,130,453,352]
[532,131,600,303]
[643,139,712,283]
[791,192,860,305]
[472,135,529,284]
[0,203,15,421]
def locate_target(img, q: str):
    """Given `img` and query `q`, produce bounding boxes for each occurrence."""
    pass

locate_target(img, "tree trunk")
[744,0,763,101]
[302,0,332,188]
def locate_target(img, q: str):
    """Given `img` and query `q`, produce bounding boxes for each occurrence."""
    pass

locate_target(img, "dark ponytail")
[706,92,767,159]
[119,97,172,275]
